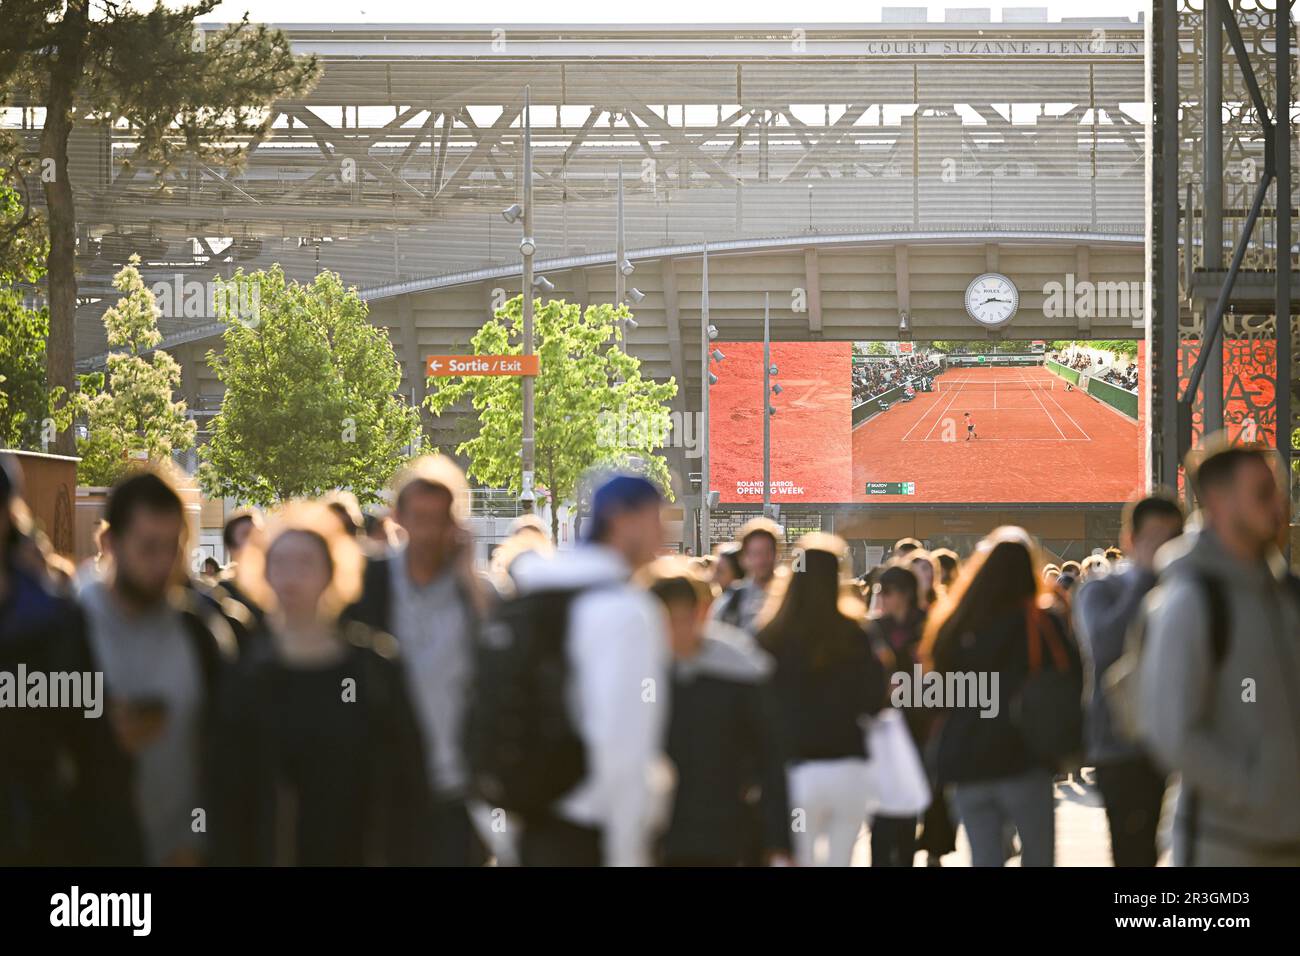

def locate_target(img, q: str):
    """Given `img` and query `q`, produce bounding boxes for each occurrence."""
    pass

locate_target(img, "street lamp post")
[763,292,771,515]
[701,242,711,551]
[616,161,625,317]
[520,87,536,510]
[762,292,781,520]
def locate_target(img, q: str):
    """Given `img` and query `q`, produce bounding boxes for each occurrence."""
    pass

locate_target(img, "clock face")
[964,273,1019,329]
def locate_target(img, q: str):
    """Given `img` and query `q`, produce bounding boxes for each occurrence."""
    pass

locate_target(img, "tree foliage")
[0,182,61,450]
[200,267,421,506]
[425,297,678,542]
[0,1,319,453]
[73,256,194,485]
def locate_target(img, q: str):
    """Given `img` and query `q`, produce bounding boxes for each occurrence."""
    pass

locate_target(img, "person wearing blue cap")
[510,471,672,866]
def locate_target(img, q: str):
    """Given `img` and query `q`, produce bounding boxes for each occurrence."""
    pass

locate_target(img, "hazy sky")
[198,0,1146,25]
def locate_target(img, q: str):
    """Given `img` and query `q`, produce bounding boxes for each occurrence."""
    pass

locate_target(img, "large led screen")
[708,342,1144,504]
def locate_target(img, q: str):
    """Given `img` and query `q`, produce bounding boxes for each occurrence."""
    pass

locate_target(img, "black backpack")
[464,587,592,818]
[1009,605,1083,768]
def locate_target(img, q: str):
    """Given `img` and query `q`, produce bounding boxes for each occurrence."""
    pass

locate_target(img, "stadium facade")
[10,9,1293,561]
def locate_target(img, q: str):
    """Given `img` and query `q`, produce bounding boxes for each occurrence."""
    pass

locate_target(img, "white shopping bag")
[862,708,931,817]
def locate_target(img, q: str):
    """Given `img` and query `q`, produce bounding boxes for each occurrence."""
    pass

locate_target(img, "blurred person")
[689,554,714,574]
[489,513,555,596]
[209,508,266,626]
[1041,563,1061,585]
[345,455,486,866]
[922,528,1082,867]
[712,544,744,592]
[79,468,238,866]
[932,548,959,589]
[200,556,220,581]
[0,454,141,865]
[713,518,781,633]
[75,519,111,589]
[865,565,928,867]
[507,512,549,541]
[1104,546,1124,566]
[1059,560,1082,579]
[645,559,790,867]
[1079,554,1109,581]
[756,533,887,866]
[362,509,400,552]
[1074,492,1184,867]
[875,555,960,867]
[892,537,922,559]
[907,549,941,612]
[210,501,431,865]
[1140,443,1300,866]
[222,509,261,566]
[321,490,364,539]
[507,473,671,866]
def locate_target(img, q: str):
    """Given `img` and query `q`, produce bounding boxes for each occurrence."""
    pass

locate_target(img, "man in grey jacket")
[1139,443,1300,866]
[1074,492,1183,865]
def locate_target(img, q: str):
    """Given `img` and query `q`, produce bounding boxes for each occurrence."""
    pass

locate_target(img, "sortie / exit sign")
[425,354,539,377]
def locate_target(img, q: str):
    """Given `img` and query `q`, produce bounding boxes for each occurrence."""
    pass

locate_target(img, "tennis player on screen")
[964,411,978,441]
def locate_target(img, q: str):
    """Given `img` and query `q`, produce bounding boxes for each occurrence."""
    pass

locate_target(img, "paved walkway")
[849,770,1172,867]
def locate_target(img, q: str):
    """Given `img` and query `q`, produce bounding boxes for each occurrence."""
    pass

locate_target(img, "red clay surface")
[851,365,1142,503]
[710,341,853,504]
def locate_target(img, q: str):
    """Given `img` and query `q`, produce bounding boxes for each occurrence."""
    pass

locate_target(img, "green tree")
[200,267,421,506]
[0,1,318,453]
[425,297,678,542]
[0,181,64,450]
[73,256,195,485]
[0,292,59,449]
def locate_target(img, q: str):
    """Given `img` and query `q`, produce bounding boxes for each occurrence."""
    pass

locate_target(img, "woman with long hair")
[907,549,942,613]
[756,533,886,866]
[209,501,432,865]
[919,527,1081,867]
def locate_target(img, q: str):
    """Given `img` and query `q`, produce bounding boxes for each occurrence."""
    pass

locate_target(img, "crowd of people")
[2,438,1297,867]
[1052,349,1139,393]
[1097,365,1140,392]
[852,356,939,406]
[1056,351,1096,373]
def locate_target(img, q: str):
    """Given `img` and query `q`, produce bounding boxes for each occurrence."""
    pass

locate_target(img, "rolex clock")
[964,273,1019,329]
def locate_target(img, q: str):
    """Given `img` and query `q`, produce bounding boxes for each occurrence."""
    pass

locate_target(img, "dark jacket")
[345,554,401,633]
[865,608,930,746]
[0,567,141,865]
[1072,565,1157,764]
[762,617,887,763]
[660,623,790,865]
[932,603,1080,785]
[208,619,434,865]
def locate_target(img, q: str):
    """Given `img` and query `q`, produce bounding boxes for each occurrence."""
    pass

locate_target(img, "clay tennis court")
[851,364,1142,503]
[710,341,854,503]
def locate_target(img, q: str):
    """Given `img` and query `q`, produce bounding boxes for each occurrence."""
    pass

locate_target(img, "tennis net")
[933,379,1057,392]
